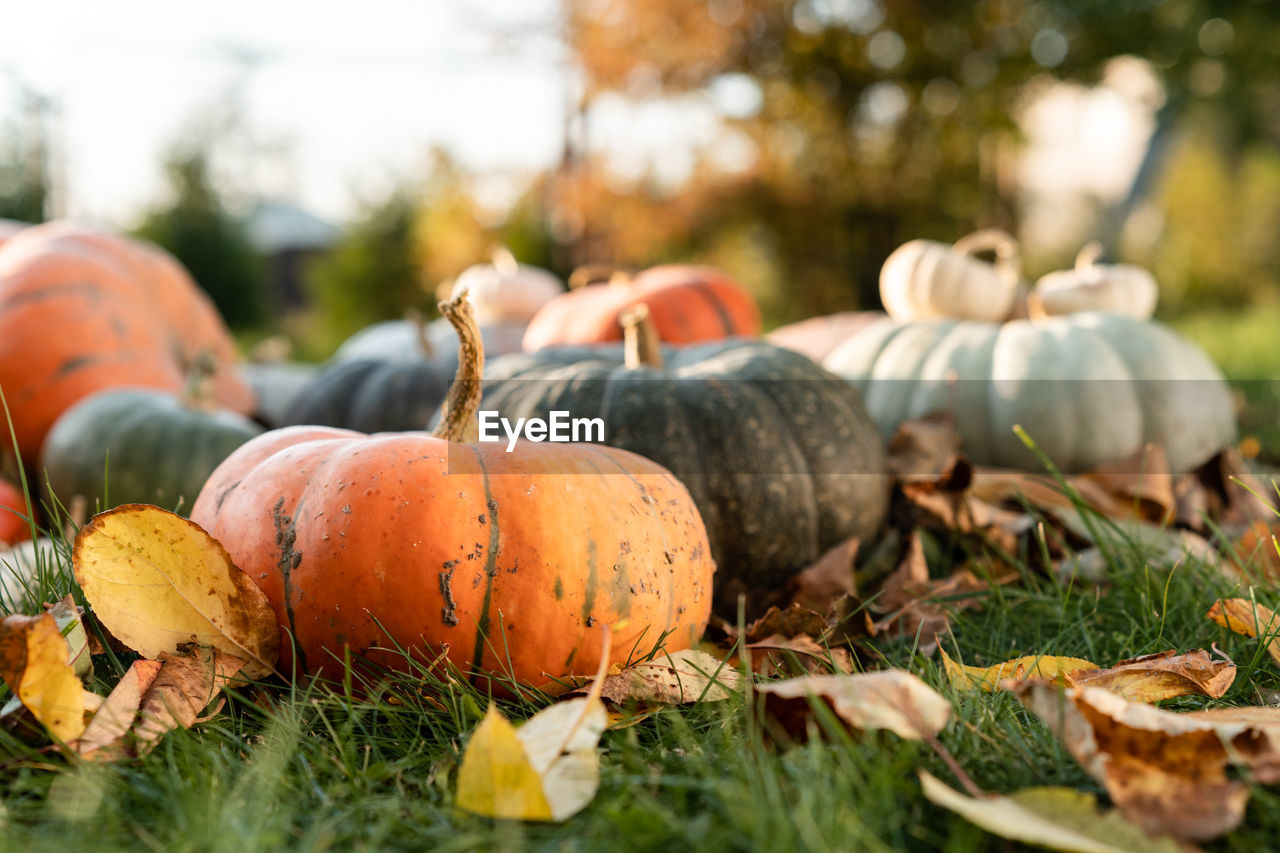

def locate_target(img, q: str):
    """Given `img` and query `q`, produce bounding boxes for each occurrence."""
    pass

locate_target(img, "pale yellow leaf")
[72,504,279,679]
[45,595,91,679]
[940,648,1097,692]
[0,613,87,742]
[455,705,554,821]
[920,771,1186,853]
[757,670,950,740]
[597,649,741,705]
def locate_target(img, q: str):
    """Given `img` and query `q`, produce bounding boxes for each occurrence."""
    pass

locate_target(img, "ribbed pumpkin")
[0,477,31,547]
[0,219,27,249]
[237,361,320,428]
[0,222,254,464]
[522,264,761,351]
[190,295,714,688]
[282,358,453,433]
[880,229,1022,323]
[1030,243,1159,320]
[446,248,563,325]
[40,377,263,515]
[766,311,887,362]
[333,312,527,364]
[486,306,888,613]
[823,312,1234,474]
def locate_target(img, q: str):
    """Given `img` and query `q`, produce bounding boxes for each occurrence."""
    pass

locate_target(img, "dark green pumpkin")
[482,311,889,614]
[40,388,263,515]
[281,358,453,432]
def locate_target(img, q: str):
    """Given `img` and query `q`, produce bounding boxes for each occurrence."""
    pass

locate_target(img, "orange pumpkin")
[0,219,27,250]
[0,477,31,546]
[521,264,760,351]
[191,294,714,689]
[0,222,253,464]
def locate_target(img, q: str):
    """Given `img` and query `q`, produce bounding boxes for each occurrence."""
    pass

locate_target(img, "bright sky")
[0,0,567,224]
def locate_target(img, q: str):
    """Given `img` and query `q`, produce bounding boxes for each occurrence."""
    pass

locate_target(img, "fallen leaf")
[0,613,87,742]
[1232,522,1280,583]
[1176,449,1276,536]
[757,670,950,742]
[871,536,991,655]
[746,634,854,677]
[782,536,860,613]
[132,646,247,756]
[1207,598,1280,666]
[940,648,1098,692]
[455,629,611,822]
[744,604,829,643]
[919,771,1187,853]
[73,504,280,679]
[886,414,962,479]
[45,595,91,679]
[595,649,740,705]
[1068,650,1236,702]
[73,659,163,761]
[1012,680,1280,840]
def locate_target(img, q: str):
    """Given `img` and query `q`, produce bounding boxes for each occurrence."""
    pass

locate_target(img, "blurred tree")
[135,146,268,329]
[306,184,422,349]
[560,0,1280,323]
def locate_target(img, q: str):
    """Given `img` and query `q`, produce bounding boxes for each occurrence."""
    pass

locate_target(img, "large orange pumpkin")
[0,222,254,464]
[521,264,760,351]
[191,295,714,689]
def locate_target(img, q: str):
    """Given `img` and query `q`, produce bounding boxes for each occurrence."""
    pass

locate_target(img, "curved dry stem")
[431,290,483,442]
[622,303,664,370]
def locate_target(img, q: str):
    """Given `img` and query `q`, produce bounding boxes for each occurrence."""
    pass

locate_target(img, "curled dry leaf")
[780,535,860,614]
[1208,598,1280,666]
[45,595,91,679]
[455,629,611,822]
[595,649,740,705]
[1068,650,1235,703]
[0,612,86,742]
[132,646,247,757]
[72,504,279,679]
[757,670,950,742]
[886,413,962,480]
[870,534,992,656]
[940,648,1098,692]
[1013,680,1280,840]
[73,659,163,761]
[920,771,1187,853]
[746,634,854,677]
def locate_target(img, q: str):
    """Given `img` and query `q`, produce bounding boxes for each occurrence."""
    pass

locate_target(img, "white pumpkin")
[0,537,61,611]
[333,313,527,364]
[1030,242,1158,320]
[879,229,1023,323]
[823,312,1234,474]
[447,247,563,325]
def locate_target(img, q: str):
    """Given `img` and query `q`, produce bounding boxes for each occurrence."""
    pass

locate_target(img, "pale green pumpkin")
[823,312,1234,474]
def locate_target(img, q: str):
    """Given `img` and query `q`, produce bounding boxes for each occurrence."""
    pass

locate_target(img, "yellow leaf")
[940,648,1097,692]
[0,613,87,742]
[1207,598,1280,666]
[73,505,279,679]
[920,771,1185,853]
[1068,649,1235,702]
[455,705,554,821]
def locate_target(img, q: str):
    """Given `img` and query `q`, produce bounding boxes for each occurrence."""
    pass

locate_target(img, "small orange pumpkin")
[0,222,253,464]
[521,263,760,351]
[0,477,31,547]
[191,293,714,689]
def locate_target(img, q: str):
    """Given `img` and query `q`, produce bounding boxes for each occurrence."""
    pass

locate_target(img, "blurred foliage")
[559,0,1280,324]
[134,147,268,329]
[302,150,560,357]
[0,137,47,223]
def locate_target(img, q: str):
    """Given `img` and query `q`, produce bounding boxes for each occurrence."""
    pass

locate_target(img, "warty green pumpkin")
[484,306,889,614]
[822,312,1235,474]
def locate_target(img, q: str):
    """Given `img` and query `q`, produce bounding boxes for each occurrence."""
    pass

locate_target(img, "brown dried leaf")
[1176,449,1276,535]
[1206,598,1280,666]
[871,537,990,655]
[1067,650,1235,703]
[132,646,247,756]
[595,649,739,705]
[74,659,163,761]
[744,604,830,644]
[886,414,962,480]
[782,535,859,613]
[746,634,854,677]
[1012,681,1280,840]
[758,670,950,742]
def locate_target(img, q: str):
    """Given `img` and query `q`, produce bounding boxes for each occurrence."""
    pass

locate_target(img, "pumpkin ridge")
[687,281,736,337]
[271,495,306,672]
[467,445,502,682]
[579,443,675,631]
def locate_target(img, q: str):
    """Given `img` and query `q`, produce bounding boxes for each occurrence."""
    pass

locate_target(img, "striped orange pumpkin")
[522,264,760,351]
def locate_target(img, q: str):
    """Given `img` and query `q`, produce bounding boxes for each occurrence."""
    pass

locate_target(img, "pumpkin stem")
[181,351,220,412]
[1074,240,1104,271]
[490,245,519,277]
[953,228,1021,291]
[405,307,435,357]
[622,304,664,370]
[432,290,483,443]
[568,263,632,290]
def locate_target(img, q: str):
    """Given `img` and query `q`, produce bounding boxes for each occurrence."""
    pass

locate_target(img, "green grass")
[3,509,1280,852]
